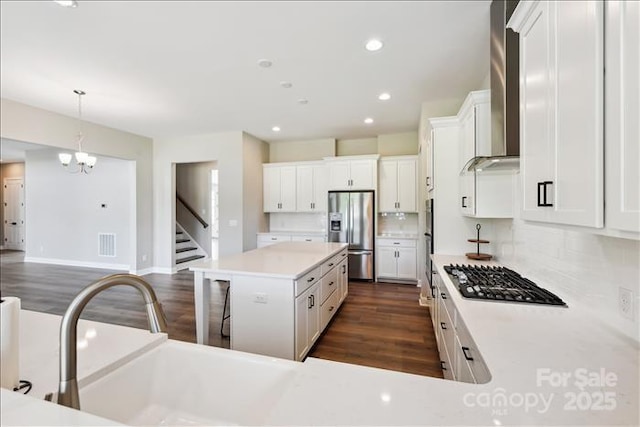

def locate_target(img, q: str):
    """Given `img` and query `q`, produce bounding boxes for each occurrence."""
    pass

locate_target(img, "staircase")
[175,224,206,269]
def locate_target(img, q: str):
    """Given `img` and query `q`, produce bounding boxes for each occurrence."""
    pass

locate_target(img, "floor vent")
[99,233,116,257]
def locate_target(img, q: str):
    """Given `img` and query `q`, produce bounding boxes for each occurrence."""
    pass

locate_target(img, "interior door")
[3,178,25,251]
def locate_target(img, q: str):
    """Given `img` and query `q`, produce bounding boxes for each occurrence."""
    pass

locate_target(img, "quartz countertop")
[190,241,347,279]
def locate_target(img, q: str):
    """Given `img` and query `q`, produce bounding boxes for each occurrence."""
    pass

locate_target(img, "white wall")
[378,132,418,156]
[24,149,133,269]
[269,138,335,162]
[0,98,153,272]
[153,131,268,270]
[492,177,640,343]
[242,132,269,251]
[336,138,378,156]
[0,162,25,245]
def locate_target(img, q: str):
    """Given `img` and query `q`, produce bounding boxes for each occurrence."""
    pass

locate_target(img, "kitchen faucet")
[56,274,167,410]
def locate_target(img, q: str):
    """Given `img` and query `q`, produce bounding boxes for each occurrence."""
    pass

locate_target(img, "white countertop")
[4,257,638,426]
[190,241,347,279]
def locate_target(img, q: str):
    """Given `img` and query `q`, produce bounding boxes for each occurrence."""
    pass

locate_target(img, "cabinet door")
[454,335,476,384]
[308,283,321,345]
[312,165,329,212]
[426,130,434,192]
[397,159,417,212]
[296,165,314,212]
[378,160,398,212]
[263,167,281,212]
[328,162,351,190]
[338,258,348,302]
[295,286,311,360]
[519,0,553,223]
[396,247,417,280]
[459,108,476,170]
[279,166,297,212]
[606,0,640,233]
[377,247,397,278]
[349,160,375,190]
[459,173,475,216]
[551,0,604,228]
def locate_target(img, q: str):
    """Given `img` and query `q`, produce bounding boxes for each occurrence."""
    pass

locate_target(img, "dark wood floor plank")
[0,252,442,378]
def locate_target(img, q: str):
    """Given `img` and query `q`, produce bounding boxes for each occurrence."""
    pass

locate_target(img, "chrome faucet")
[57,274,167,409]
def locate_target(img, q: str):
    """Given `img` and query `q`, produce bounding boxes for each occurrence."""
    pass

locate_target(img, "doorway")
[3,178,25,251]
[211,169,219,260]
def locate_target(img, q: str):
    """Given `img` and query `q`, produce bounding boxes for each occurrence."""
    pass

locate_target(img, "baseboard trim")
[130,267,156,276]
[23,256,130,271]
[418,295,431,307]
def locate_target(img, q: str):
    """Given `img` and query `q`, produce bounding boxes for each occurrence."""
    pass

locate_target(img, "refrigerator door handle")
[349,251,371,256]
[349,197,354,245]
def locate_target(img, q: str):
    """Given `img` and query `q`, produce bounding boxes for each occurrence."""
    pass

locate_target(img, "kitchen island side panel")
[230,275,295,360]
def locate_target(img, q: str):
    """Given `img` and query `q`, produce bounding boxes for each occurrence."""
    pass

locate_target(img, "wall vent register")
[444,264,567,306]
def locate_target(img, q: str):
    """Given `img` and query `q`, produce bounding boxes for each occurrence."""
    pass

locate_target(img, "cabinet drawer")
[291,235,326,243]
[295,266,321,296]
[438,284,456,321]
[258,234,292,244]
[321,254,340,276]
[455,317,491,384]
[376,238,417,248]
[320,289,340,331]
[320,267,338,304]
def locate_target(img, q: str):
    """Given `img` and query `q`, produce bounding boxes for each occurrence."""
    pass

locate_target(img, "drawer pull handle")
[440,361,447,371]
[462,346,474,361]
[307,277,315,283]
[305,239,312,242]
[328,263,334,267]
[329,281,334,286]
[441,292,447,300]
[329,306,335,312]
[271,237,277,240]
[440,322,447,330]
[393,242,400,245]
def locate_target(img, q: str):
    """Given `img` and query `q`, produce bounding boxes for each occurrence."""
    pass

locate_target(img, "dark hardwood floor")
[0,251,442,378]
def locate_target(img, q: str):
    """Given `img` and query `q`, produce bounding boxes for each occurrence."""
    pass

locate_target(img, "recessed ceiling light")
[364,118,374,124]
[280,81,292,89]
[272,126,281,132]
[365,39,383,52]
[297,99,309,105]
[53,0,78,7]
[378,92,391,101]
[257,59,272,68]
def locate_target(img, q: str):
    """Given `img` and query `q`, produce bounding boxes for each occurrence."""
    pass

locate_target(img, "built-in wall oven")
[424,199,434,296]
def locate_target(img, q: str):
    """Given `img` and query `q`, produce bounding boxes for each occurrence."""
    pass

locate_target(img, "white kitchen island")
[190,241,348,360]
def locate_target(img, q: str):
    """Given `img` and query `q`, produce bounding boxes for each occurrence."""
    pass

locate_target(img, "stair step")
[176,247,197,254]
[176,238,190,244]
[176,254,205,264]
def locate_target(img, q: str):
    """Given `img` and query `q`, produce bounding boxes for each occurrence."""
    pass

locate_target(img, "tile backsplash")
[269,213,326,232]
[493,215,640,343]
[378,212,419,235]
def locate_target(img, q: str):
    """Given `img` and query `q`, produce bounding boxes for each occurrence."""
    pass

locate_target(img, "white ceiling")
[0,1,490,142]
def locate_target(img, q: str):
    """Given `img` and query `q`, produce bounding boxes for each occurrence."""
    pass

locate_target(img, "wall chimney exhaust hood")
[465,0,520,173]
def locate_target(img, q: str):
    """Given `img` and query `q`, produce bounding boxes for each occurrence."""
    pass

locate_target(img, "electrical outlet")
[619,287,634,320]
[254,293,268,304]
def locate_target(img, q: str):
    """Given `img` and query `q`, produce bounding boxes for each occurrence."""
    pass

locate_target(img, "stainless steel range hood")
[466,0,520,173]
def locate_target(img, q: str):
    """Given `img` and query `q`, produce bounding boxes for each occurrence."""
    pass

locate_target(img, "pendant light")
[58,89,97,174]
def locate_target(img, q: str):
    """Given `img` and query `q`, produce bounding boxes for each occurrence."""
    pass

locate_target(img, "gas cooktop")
[443,264,567,307]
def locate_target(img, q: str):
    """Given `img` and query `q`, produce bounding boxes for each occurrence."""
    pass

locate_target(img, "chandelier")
[58,89,97,174]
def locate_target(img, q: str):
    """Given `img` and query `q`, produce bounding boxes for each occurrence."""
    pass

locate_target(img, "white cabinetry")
[295,282,320,360]
[432,270,490,384]
[325,156,378,191]
[376,238,417,282]
[263,165,296,212]
[509,0,604,228]
[379,156,418,213]
[296,163,329,212]
[605,0,640,234]
[456,90,514,218]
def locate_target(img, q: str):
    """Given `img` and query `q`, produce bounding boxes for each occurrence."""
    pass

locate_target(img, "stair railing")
[176,192,209,229]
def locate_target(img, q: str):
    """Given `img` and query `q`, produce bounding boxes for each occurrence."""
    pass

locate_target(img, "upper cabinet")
[509,0,604,228]
[605,1,640,233]
[263,164,297,212]
[457,90,514,218]
[325,156,378,191]
[296,163,328,212]
[379,156,418,213]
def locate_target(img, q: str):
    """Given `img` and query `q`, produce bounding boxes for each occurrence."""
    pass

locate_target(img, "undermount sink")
[78,340,298,426]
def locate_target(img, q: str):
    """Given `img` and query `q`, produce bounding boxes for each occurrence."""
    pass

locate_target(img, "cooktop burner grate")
[443,264,567,306]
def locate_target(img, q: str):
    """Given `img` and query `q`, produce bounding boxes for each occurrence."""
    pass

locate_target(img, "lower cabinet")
[294,248,347,360]
[295,282,320,361]
[432,269,490,384]
[257,233,326,248]
[376,238,417,281]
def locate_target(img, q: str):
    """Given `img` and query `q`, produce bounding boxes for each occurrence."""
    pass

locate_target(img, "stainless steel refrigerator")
[328,191,375,280]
